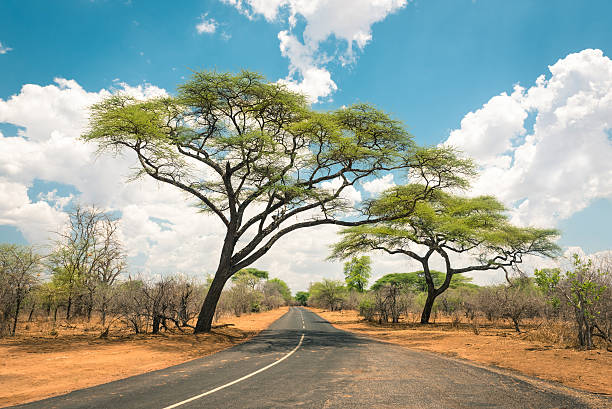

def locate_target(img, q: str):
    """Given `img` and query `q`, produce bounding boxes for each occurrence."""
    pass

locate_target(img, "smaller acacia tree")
[343,256,371,292]
[331,189,559,323]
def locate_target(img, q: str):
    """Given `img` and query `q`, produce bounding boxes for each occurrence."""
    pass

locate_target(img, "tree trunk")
[101,305,107,327]
[512,317,521,333]
[87,292,93,322]
[420,291,436,324]
[420,260,438,324]
[152,315,160,334]
[194,269,230,333]
[66,296,72,320]
[28,306,35,322]
[180,298,188,326]
[11,296,23,336]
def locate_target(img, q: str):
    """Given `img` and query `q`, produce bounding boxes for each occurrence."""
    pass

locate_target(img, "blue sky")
[1,0,612,287]
[2,0,611,143]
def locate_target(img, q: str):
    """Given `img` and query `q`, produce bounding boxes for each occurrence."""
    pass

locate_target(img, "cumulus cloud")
[223,0,407,102]
[362,174,396,195]
[320,177,362,207]
[0,41,12,54]
[444,49,612,228]
[196,13,217,34]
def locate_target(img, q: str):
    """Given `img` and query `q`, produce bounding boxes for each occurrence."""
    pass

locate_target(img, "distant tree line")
[304,256,612,350]
[0,206,294,337]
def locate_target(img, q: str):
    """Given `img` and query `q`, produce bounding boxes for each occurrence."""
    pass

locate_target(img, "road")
[13,307,610,409]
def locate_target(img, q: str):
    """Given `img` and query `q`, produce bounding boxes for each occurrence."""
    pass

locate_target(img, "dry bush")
[521,319,576,347]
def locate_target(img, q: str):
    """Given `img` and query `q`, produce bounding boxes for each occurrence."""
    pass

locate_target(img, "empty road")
[13,307,610,408]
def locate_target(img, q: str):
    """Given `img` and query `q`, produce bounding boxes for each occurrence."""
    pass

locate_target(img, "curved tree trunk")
[194,267,231,333]
[420,290,436,324]
[420,259,438,324]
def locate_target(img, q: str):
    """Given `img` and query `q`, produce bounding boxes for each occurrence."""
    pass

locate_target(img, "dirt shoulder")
[0,307,289,408]
[308,308,612,396]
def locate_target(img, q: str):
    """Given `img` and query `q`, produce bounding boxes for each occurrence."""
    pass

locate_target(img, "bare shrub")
[0,244,43,336]
[371,284,413,324]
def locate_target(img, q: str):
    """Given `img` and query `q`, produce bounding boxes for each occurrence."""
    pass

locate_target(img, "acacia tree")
[83,70,472,333]
[331,189,559,323]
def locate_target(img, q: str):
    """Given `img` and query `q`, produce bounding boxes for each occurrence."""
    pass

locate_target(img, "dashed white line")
[162,333,305,409]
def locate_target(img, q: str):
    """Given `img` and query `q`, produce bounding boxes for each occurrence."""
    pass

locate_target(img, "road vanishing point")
[12,307,611,409]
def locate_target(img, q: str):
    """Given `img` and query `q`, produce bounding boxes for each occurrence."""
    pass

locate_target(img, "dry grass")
[310,308,612,396]
[0,307,289,407]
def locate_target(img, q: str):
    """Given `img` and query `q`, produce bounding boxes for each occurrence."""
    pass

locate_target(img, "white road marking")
[162,333,305,408]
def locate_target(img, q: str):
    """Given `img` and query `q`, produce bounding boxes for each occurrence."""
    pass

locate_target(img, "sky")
[1,0,612,291]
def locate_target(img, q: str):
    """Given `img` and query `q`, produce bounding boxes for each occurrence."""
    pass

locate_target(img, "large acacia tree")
[330,189,560,323]
[83,71,472,332]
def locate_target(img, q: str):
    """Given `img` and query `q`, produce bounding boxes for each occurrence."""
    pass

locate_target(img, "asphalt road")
[12,307,610,409]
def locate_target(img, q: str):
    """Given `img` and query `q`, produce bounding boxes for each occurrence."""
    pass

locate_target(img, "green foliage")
[343,256,371,292]
[358,296,376,321]
[535,255,611,348]
[332,190,560,263]
[565,256,607,319]
[266,278,292,302]
[534,268,562,309]
[49,265,83,302]
[231,268,269,290]
[371,271,476,292]
[295,291,309,306]
[309,279,346,311]
[232,268,269,281]
[82,70,428,222]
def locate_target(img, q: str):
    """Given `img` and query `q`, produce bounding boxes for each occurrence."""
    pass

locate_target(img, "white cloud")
[196,13,217,34]
[320,177,362,207]
[444,49,612,229]
[223,0,407,102]
[362,174,396,195]
[0,42,12,54]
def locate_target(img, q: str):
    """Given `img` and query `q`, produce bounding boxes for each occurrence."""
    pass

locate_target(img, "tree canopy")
[371,271,477,292]
[331,189,560,323]
[83,70,473,332]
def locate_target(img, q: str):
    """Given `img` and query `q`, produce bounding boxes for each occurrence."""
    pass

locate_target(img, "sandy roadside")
[309,308,612,396]
[0,307,289,407]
